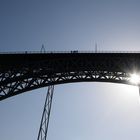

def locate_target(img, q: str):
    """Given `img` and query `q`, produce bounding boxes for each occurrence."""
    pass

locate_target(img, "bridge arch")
[0,52,139,101]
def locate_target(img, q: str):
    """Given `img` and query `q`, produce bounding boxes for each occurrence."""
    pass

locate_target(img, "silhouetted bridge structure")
[0,51,140,140]
[0,51,139,101]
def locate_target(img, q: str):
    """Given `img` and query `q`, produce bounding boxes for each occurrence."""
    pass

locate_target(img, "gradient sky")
[1,0,140,140]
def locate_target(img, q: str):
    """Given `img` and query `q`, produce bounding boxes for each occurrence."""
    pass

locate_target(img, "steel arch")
[0,52,139,101]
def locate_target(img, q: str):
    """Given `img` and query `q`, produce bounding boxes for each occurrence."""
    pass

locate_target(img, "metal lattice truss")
[0,71,131,101]
[0,53,139,101]
[37,85,54,140]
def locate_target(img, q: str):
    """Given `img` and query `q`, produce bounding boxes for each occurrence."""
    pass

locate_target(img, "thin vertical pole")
[37,85,54,140]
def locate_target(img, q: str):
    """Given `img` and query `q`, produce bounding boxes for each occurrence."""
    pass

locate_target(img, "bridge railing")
[0,50,140,54]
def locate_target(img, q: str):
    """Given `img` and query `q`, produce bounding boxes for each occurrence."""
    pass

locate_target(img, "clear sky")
[1,0,140,140]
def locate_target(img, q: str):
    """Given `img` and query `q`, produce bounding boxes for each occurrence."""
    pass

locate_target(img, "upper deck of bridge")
[0,51,140,67]
[0,50,140,54]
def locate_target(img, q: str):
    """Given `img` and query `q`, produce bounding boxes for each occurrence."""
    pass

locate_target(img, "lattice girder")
[0,52,139,101]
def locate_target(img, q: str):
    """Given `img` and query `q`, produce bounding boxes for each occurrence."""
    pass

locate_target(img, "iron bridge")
[0,51,140,101]
[1,51,140,140]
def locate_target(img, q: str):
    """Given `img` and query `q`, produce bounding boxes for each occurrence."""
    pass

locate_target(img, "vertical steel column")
[37,85,54,140]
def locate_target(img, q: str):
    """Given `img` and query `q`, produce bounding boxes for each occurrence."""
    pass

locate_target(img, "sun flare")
[130,73,140,85]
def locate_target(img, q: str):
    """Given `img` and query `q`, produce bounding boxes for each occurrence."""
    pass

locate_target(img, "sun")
[129,73,140,85]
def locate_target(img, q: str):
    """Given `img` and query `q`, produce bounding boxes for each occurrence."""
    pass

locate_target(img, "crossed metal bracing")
[37,85,54,140]
[0,53,140,101]
[0,70,131,101]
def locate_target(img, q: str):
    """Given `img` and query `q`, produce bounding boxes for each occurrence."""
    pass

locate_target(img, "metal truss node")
[37,85,54,140]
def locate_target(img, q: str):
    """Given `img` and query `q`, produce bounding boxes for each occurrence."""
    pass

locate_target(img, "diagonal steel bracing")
[37,85,54,140]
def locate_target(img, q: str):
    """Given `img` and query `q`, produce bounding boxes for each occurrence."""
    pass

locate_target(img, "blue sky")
[1,0,140,140]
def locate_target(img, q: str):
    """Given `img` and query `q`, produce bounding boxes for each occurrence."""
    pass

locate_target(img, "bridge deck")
[0,52,140,100]
[0,52,140,66]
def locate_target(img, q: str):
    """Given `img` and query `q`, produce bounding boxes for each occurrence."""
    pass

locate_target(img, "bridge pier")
[37,85,54,140]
